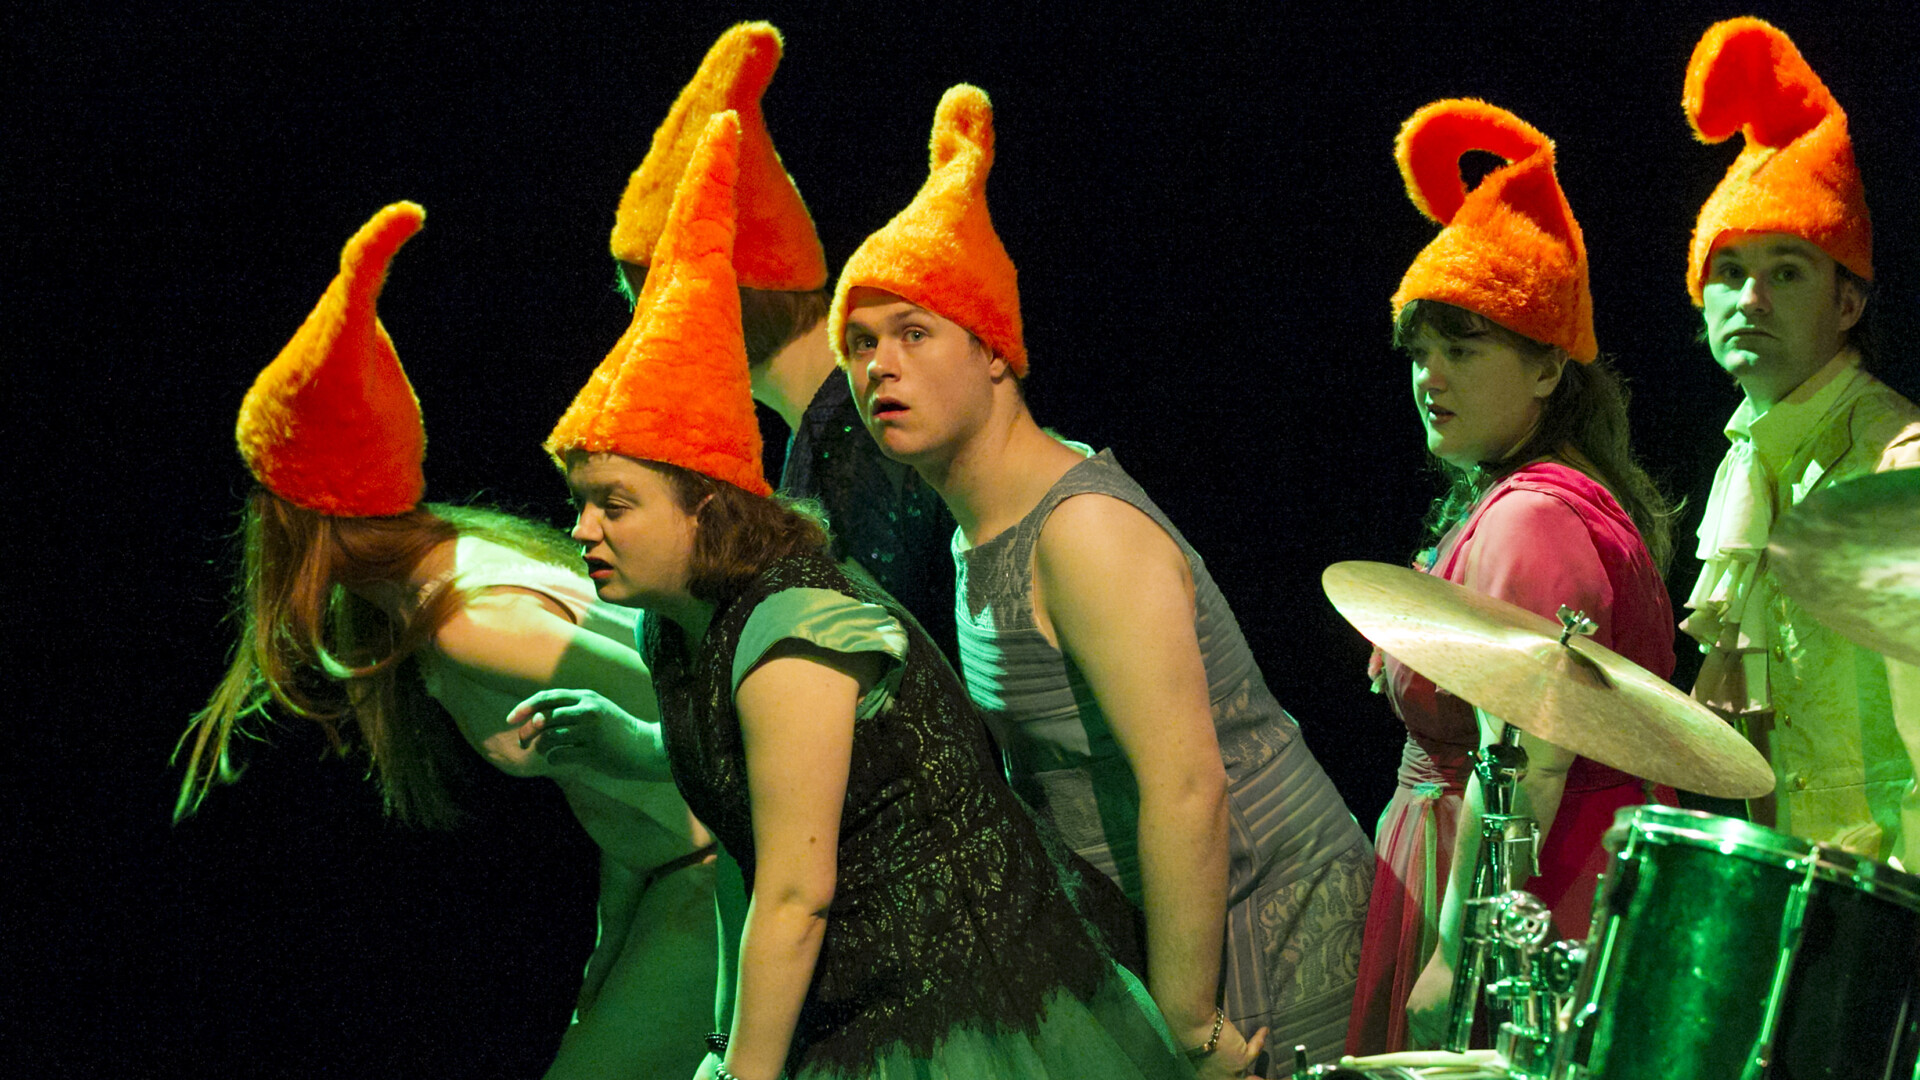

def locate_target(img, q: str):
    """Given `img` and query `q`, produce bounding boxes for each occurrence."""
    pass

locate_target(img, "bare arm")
[432,589,665,780]
[719,641,878,1080]
[1033,494,1261,1072]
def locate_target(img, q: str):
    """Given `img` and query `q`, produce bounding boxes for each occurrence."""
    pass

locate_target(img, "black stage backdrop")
[8,2,1916,1076]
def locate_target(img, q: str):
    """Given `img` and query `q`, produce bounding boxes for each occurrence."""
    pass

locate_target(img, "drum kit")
[1297,470,1920,1080]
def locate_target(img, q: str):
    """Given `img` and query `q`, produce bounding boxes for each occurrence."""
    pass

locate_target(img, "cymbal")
[1769,469,1920,668]
[1323,561,1773,799]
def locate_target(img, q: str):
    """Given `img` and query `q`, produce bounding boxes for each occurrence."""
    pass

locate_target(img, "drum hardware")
[1448,608,1591,1056]
[1743,857,1817,1080]
[1550,806,1920,1080]
[1768,468,1920,667]
[1447,722,1539,1053]
[1320,562,1773,799]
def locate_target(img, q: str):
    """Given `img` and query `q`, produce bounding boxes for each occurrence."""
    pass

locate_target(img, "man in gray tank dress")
[826,84,1374,1072]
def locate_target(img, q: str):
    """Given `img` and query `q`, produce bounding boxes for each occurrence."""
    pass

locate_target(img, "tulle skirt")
[796,963,1193,1080]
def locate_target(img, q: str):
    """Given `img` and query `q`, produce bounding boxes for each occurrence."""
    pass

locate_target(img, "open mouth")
[583,556,614,580]
[870,396,908,420]
[1425,404,1455,423]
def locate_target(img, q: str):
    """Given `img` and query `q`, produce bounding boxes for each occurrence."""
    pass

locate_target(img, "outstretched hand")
[506,688,668,781]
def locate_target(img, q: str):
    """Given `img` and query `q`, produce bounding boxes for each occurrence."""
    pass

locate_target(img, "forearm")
[723,892,830,1080]
[1435,775,1482,968]
[577,854,645,1015]
[1138,780,1230,1037]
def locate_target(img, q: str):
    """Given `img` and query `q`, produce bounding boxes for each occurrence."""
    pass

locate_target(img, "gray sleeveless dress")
[954,450,1372,1063]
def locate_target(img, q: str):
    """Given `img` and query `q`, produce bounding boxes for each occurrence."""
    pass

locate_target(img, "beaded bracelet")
[705,1032,730,1055]
[1183,1006,1226,1060]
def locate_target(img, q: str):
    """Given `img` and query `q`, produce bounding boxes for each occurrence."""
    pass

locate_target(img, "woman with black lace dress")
[513,111,1193,1080]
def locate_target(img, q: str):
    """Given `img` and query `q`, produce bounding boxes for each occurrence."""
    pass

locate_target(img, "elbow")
[1146,759,1229,831]
[765,874,837,923]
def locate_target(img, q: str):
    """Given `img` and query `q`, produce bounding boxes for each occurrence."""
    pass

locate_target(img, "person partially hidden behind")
[606,21,957,662]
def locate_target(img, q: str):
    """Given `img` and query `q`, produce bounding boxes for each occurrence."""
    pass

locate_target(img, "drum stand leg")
[1743,859,1816,1080]
[1446,723,1539,1053]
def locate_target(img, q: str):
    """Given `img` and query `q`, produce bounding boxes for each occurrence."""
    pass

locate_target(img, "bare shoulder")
[1035,492,1185,575]
[431,588,579,673]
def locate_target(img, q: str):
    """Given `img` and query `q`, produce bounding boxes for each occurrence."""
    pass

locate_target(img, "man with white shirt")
[1679,18,1920,868]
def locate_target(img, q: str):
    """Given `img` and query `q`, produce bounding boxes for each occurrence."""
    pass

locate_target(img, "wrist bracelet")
[1183,1006,1225,1060]
[705,1032,730,1055]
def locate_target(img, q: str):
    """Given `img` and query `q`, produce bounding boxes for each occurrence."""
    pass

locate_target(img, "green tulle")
[797,966,1195,1080]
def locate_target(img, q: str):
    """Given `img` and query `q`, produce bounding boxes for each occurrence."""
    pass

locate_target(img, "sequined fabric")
[781,375,958,664]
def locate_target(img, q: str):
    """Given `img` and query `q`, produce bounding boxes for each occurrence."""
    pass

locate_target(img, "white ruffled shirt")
[1682,351,1863,713]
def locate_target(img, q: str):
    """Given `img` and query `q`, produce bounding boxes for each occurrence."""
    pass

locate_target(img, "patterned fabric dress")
[1345,462,1676,1055]
[647,551,1191,1079]
[953,450,1374,1065]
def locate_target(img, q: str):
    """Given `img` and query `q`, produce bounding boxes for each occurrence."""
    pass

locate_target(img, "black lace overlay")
[780,375,959,666]
[648,553,1117,1077]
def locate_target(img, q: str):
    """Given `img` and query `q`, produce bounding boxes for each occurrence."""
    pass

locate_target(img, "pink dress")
[1345,463,1677,1055]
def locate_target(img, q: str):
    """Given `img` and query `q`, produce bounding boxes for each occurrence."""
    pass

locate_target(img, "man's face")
[1703,231,1864,409]
[843,288,1004,468]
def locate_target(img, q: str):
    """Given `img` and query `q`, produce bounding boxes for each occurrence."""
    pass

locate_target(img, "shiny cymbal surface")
[1769,469,1920,668]
[1323,560,1774,799]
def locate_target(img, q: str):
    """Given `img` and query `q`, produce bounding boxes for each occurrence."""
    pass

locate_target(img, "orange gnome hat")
[236,201,428,517]
[1391,100,1597,363]
[550,111,770,496]
[1684,17,1869,304]
[609,22,826,292]
[831,84,1025,376]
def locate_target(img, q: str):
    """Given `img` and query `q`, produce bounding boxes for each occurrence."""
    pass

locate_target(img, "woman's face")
[1406,323,1560,469]
[565,454,701,610]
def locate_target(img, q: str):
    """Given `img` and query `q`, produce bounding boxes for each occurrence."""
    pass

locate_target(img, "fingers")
[506,687,591,729]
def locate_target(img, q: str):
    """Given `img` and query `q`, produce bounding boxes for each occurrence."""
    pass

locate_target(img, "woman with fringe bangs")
[176,201,718,1080]
[1346,102,1679,1054]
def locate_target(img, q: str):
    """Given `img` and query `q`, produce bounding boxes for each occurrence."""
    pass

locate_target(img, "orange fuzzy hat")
[1684,17,1869,304]
[831,84,1025,376]
[236,201,427,517]
[1392,100,1596,363]
[550,111,770,496]
[609,22,826,293]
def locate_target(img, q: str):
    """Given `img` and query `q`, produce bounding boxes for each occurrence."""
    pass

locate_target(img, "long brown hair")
[175,489,581,827]
[1396,300,1677,572]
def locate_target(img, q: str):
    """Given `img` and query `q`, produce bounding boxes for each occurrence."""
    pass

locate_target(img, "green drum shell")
[1562,806,1920,1080]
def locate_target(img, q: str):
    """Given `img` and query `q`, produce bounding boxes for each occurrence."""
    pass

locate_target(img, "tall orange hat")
[831,85,1025,376]
[1684,17,1869,304]
[609,22,826,293]
[550,111,770,496]
[236,201,427,517]
[1392,100,1596,362]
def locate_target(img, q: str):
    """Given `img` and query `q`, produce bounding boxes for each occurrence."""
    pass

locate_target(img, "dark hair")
[741,286,830,368]
[175,490,582,827]
[1396,300,1677,572]
[650,461,831,604]
[615,261,829,369]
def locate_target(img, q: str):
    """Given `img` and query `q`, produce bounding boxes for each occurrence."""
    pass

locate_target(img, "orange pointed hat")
[831,84,1025,376]
[550,111,770,496]
[1684,18,1869,304]
[1392,100,1596,362]
[609,22,826,292]
[236,202,427,516]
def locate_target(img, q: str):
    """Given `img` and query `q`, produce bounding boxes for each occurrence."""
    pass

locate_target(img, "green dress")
[647,552,1192,1079]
